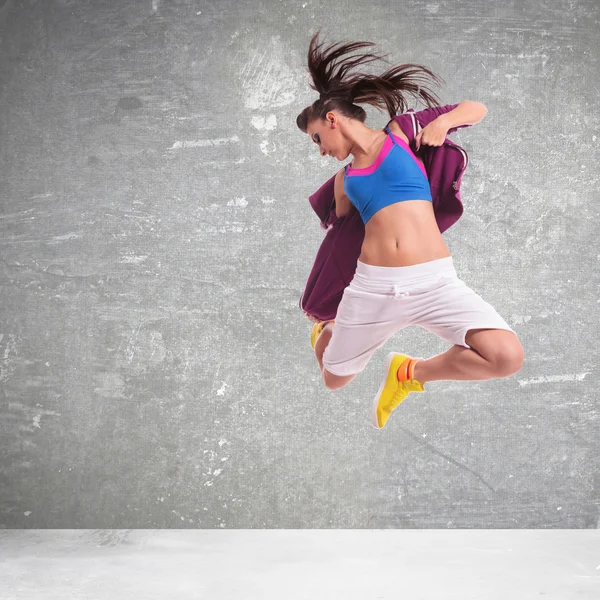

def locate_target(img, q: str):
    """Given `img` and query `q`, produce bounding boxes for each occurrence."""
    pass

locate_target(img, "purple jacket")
[299,104,472,321]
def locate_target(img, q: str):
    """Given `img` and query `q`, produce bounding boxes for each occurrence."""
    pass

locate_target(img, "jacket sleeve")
[414,104,472,135]
[308,174,339,229]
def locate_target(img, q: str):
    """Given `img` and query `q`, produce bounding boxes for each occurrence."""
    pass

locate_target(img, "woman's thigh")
[410,276,516,349]
[322,285,409,377]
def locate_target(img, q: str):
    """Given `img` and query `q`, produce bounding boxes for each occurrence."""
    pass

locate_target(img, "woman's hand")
[415,117,450,151]
[304,312,320,323]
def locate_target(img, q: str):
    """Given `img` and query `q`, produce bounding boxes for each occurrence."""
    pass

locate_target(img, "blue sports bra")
[343,124,432,224]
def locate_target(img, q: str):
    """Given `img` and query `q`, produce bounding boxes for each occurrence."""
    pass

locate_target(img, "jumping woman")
[297,33,525,429]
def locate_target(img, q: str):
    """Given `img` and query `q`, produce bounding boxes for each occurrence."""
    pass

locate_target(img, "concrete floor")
[1,0,598,538]
[0,530,599,599]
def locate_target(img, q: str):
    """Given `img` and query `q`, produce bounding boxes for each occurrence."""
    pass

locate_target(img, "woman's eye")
[313,135,320,144]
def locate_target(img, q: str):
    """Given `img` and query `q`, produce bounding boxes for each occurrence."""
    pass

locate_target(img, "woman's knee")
[492,335,525,376]
[465,328,524,376]
[314,322,335,357]
[322,368,356,390]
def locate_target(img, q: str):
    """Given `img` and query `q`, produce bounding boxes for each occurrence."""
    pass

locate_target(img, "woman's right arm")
[334,168,353,219]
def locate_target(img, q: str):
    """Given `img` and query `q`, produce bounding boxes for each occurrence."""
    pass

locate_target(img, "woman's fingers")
[416,133,445,150]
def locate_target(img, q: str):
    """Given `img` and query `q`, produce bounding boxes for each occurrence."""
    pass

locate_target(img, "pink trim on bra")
[390,134,428,179]
[345,131,428,180]
[346,136,394,176]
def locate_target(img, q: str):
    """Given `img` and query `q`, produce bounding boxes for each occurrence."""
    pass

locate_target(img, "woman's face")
[306,117,343,159]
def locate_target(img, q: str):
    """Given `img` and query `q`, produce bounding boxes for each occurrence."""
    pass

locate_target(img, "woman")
[296,33,524,430]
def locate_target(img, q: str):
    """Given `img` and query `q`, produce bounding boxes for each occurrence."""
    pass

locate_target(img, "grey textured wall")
[0,0,598,528]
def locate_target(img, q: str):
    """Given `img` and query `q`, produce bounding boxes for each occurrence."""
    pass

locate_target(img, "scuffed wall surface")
[0,0,598,527]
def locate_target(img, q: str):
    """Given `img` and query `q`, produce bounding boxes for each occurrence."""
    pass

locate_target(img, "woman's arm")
[435,100,488,130]
[334,168,353,219]
[414,101,488,150]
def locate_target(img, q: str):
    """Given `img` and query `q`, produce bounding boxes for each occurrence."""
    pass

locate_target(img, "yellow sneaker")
[372,352,425,429]
[311,320,334,350]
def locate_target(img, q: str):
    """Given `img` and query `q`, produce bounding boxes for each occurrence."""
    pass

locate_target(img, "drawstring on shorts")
[393,285,409,299]
[392,273,452,300]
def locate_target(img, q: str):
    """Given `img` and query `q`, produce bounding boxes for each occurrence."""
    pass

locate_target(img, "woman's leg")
[413,328,524,383]
[407,262,525,384]
[314,322,357,390]
[313,260,427,392]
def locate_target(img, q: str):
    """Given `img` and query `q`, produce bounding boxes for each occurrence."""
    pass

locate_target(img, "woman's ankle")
[412,359,427,384]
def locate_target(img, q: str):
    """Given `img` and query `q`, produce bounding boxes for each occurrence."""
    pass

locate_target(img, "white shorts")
[322,256,516,377]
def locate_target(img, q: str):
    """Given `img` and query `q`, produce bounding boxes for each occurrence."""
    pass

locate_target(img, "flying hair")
[297,31,445,132]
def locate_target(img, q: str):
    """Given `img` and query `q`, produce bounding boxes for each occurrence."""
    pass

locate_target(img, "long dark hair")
[296,31,445,133]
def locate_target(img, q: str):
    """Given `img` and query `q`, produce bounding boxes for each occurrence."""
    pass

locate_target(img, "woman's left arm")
[415,101,488,150]
[435,100,488,130]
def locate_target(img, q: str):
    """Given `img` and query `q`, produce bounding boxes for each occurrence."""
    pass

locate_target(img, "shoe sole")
[310,323,320,349]
[371,351,398,429]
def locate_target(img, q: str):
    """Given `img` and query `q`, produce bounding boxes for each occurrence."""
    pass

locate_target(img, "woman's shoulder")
[386,117,411,145]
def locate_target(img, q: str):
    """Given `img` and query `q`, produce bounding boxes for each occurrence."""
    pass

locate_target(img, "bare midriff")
[359,200,451,267]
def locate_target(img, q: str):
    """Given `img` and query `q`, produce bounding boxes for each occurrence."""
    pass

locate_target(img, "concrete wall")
[0,0,598,528]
